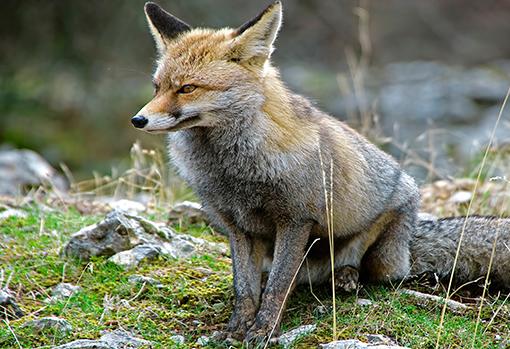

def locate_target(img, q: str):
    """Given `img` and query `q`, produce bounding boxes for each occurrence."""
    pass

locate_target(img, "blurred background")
[2,0,510,184]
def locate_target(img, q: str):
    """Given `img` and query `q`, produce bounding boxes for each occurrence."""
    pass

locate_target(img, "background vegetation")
[2,0,510,179]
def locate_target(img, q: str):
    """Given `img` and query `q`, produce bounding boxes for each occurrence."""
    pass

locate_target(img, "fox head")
[132,1,283,133]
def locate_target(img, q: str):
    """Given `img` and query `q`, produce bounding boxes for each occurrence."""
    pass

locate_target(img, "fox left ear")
[144,2,191,53]
[230,1,282,64]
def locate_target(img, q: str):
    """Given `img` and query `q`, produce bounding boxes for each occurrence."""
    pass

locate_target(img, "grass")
[1,201,510,348]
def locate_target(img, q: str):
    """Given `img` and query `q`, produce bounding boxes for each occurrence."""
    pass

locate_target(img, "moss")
[1,206,509,348]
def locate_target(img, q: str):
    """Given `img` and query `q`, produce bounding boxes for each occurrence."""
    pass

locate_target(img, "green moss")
[1,206,509,348]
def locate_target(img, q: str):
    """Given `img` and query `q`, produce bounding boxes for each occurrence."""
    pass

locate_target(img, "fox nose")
[131,115,148,128]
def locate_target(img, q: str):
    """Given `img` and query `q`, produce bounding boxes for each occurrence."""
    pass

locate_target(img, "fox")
[131,1,510,343]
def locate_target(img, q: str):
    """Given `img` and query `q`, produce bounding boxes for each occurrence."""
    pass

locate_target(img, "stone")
[0,208,28,221]
[127,275,163,288]
[357,298,373,306]
[0,289,24,319]
[279,324,317,348]
[62,210,142,260]
[47,283,82,302]
[62,210,226,268]
[366,335,398,346]
[170,334,185,345]
[197,335,210,346]
[168,201,208,224]
[23,316,72,334]
[0,148,67,196]
[108,244,161,269]
[51,329,151,349]
[320,339,409,349]
[107,199,146,215]
[449,191,472,204]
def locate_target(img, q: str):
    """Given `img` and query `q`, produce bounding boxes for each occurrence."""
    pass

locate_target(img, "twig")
[401,289,468,313]
[3,319,23,349]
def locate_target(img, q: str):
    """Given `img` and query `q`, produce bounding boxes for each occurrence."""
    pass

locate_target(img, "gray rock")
[52,340,112,349]
[279,324,317,348]
[62,210,146,260]
[0,148,67,196]
[108,244,161,269]
[168,201,208,224]
[356,298,373,307]
[0,208,28,221]
[23,316,72,334]
[48,283,82,302]
[62,210,226,268]
[196,335,210,346]
[170,334,185,345]
[0,289,24,319]
[366,335,399,346]
[127,275,163,288]
[320,339,409,349]
[52,329,151,349]
[107,199,146,215]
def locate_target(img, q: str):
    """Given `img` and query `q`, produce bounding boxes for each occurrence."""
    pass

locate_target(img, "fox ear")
[144,2,191,53]
[230,1,282,64]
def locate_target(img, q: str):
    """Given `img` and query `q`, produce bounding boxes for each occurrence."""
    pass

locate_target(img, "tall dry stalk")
[319,147,337,341]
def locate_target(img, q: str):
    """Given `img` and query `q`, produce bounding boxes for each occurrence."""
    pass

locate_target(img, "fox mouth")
[145,113,201,133]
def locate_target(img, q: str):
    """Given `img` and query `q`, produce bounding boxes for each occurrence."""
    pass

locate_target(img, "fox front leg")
[245,221,312,343]
[226,230,266,340]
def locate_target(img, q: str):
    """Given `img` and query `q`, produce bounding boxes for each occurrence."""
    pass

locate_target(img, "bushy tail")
[410,215,510,289]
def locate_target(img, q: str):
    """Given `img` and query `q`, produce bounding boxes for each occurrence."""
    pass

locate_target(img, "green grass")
[1,206,509,348]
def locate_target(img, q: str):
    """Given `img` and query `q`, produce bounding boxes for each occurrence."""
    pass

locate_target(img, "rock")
[52,340,112,349]
[62,210,147,260]
[313,305,328,317]
[0,289,24,319]
[320,338,409,349]
[197,335,210,346]
[62,210,226,267]
[366,335,399,346]
[47,283,82,302]
[449,191,472,204]
[127,275,163,288]
[52,329,151,349]
[108,244,161,269]
[357,298,373,307]
[168,201,208,224]
[279,324,317,348]
[0,208,28,221]
[23,316,72,334]
[108,199,146,215]
[417,212,437,221]
[170,334,185,345]
[0,148,67,196]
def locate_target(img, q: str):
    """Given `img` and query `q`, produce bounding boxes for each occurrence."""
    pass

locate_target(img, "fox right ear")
[144,2,191,53]
[230,1,282,65]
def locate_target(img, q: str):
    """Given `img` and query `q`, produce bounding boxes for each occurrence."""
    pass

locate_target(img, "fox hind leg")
[361,201,416,283]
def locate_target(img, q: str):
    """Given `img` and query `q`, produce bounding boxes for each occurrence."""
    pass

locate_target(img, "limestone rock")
[0,289,24,319]
[51,329,151,349]
[279,324,317,348]
[0,148,67,196]
[23,316,72,334]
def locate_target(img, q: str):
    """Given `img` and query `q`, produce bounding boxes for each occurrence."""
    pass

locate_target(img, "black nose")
[131,115,148,128]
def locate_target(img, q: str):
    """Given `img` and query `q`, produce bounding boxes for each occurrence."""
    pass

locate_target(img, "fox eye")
[152,82,160,95]
[177,84,197,94]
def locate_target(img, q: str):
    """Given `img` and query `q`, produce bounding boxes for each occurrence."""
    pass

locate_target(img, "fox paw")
[334,265,359,292]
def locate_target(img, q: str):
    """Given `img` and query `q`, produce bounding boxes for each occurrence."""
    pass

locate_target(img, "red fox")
[132,1,510,343]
